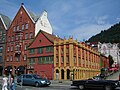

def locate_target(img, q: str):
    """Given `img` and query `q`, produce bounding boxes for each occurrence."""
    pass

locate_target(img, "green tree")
[108,55,114,67]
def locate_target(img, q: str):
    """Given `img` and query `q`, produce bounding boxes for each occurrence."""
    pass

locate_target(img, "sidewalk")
[50,80,72,85]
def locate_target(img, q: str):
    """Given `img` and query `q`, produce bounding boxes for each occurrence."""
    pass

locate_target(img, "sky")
[0,0,120,41]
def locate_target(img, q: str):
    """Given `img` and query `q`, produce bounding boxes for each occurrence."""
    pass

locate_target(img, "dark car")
[71,77,120,90]
[17,74,51,87]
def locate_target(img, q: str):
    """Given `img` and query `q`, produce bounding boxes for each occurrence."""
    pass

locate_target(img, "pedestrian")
[10,74,15,90]
[2,74,8,90]
[8,74,11,90]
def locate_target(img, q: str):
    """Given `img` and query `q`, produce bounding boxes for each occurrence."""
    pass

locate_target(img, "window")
[0,30,2,35]
[17,25,19,31]
[26,75,32,79]
[38,47,43,54]
[74,57,76,64]
[29,58,35,65]
[8,46,10,51]
[25,33,28,39]
[10,55,13,61]
[7,56,9,61]
[30,32,33,39]
[38,57,43,64]
[38,56,53,64]
[61,48,64,54]
[8,36,10,42]
[24,44,27,50]
[29,49,35,54]
[16,56,20,61]
[0,56,2,62]
[20,17,22,22]
[13,26,16,32]
[11,46,14,51]
[22,24,24,30]
[0,46,3,53]
[12,36,14,41]
[66,48,69,53]
[66,56,69,63]
[16,35,19,40]
[25,23,28,29]
[56,57,58,63]
[61,56,64,63]
[46,46,53,52]
[24,54,27,60]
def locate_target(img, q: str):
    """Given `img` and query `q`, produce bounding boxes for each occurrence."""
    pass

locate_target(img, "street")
[0,71,120,90]
[15,84,78,90]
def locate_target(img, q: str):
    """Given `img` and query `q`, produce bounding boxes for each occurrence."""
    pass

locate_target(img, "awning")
[5,66,12,71]
[17,66,25,71]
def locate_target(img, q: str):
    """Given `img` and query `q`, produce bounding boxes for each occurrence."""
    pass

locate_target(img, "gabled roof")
[0,14,11,29]
[29,30,62,48]
[28,11,39,22]
[21,4,35,23]
[41,30,62,43]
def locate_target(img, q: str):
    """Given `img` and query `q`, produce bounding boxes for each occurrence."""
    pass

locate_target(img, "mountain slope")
[87,22,120,43]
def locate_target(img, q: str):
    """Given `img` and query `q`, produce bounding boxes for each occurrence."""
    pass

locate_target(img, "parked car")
[17,74,51,87]
[71,76,120,90]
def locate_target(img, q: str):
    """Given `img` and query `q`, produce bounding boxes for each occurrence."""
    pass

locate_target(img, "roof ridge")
[0,15,7,30]
[21,4,35,23]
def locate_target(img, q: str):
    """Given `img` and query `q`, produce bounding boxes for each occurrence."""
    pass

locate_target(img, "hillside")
[87,22,120,43]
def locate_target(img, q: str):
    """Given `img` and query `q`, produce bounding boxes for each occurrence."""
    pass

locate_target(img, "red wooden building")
[28,30,60,79]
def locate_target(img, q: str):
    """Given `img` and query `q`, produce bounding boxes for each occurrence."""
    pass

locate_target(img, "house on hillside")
[98,42,120,67]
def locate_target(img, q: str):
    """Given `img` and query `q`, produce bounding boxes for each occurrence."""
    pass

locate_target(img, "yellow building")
[54,37,100,80]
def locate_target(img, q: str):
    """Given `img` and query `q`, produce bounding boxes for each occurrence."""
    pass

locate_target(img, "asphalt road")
[0,71,120,90]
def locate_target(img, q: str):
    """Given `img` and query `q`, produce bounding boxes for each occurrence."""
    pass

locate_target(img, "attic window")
[20,17,22,22]
[39,40,41,42]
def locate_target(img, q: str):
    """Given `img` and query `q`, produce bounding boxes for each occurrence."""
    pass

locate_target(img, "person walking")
[2,74,8,90]
[8,74,11,90]
[10,74,15,90]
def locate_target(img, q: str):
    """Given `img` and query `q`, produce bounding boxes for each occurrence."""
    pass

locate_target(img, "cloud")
[95,15,109,25]
[0,0,19,19]
[67,23,112,41]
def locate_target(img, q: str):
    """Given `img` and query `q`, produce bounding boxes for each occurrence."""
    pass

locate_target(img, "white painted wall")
[35,11,52,36]
[98,42,120,66]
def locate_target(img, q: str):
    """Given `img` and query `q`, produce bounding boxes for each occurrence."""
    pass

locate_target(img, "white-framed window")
[10,55,13,61]
[8,36,10,42]
[24,54,27,60]
[25,33,28,39]
[25,23,28,29]
[13,26,16,32]
[22,24,24,30]
[24,44,27,50]
[11,46,14,51]
[17,25,19,31]
[8,46,10,51]
[12,36,14,41]
[7,56,9,61]
[30,32,33,39]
